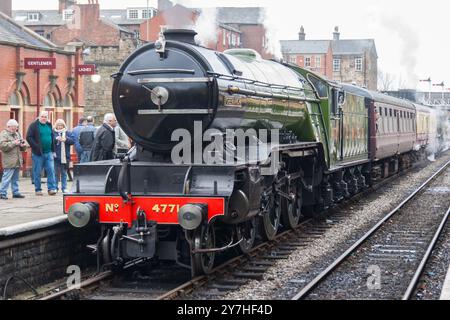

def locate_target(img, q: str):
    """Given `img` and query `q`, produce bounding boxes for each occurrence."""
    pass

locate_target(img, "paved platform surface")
[0,177,69,229]
[441,264,450,300]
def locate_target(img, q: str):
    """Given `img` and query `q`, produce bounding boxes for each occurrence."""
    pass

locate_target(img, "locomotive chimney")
[163,29,197,45]
[333,26,340,41]
[298,26,305,41]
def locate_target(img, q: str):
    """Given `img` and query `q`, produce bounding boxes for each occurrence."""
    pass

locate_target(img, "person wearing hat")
[53,119,74,193]
[0,119,27,200]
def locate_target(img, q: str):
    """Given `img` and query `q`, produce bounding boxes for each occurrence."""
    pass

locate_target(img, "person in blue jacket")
[53,119,74,193]
[72,117,86,162]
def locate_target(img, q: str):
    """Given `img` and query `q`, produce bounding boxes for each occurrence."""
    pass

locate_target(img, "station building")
[0,11,84,174]
[281,26,378,90]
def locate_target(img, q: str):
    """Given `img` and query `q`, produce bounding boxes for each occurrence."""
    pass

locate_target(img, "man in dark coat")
[90,113,117,161]
[26,111,57,196]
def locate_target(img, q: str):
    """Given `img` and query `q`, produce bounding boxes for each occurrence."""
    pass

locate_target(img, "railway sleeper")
[231,272,265,280]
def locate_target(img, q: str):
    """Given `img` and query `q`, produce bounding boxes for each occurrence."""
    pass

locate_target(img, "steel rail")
[156,160,443,300]
[291,160,450,300]
[402,205,450,300]
[39,271,113,300]
[36,159,446,301]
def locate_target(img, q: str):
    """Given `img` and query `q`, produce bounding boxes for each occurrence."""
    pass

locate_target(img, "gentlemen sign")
[24,58,56,69]
[76,64,96,75]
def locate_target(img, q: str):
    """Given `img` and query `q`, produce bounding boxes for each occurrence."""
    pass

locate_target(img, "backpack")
[79,129,95,151]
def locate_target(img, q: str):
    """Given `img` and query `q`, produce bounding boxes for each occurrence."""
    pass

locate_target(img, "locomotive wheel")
[191,223,216,277]
[281,183,302,229]
[260,192,281,241]
[236,217,257,254]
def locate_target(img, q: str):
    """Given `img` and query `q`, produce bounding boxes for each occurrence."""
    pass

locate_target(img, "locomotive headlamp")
[68,202,98,228]
[178,204,207,230]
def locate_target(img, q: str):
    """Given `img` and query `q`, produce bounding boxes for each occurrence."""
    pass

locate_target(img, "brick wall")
[51,3,130,47]
[0,224,98,298]
[83,39,137,124]
[0,44,83,173]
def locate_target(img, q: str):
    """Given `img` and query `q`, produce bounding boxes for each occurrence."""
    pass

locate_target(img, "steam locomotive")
[64,29,448,276]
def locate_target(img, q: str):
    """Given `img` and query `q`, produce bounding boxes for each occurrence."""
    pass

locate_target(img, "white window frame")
[305,57,311,68]
[333,59,341,72]
[316,56,321,68]
[62,9,74,21]
[222,29,226,46]
[231,33,236,46]
[289,55,297,64]
[27,12,40,22]
[127,9,139,19]
[355,58,363,71]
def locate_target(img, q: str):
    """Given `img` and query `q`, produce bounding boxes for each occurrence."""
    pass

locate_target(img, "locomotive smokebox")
[163,29,198,45]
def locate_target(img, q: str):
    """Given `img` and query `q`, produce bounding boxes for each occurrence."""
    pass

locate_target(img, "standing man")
[0,119,27,200]
[26,111,57,196]
[90,113,117,161]
[114,124,130,157]
[72,117,87,162]
[78,116,96,163]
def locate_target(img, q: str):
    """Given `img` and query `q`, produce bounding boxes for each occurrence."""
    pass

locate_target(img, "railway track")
[35,159,447,300]
[291,160,450,300]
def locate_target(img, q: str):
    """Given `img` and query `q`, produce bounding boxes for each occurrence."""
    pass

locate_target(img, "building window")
[355,58,363,71]
[63,9,74,21]
[27,12,40,22]
[222,30,226,46]
[35,30,45,37]
[134,30,140,39]
[231,34,236,46]
[305,57,311,68]
[142,9,155,19]
[333,59,341,72]
[237,35,241,46]
[127,9,139,19]
[316,56,321,68]
[289,55,297,64]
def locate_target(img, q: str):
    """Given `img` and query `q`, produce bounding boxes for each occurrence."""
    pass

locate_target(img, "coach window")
[400,111,404,132]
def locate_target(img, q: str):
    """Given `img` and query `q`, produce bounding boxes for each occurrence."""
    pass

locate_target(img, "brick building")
[12,0,157,44]
[281,26,378,90]
[141,1,271,58]
[0,11,84,173]
[14,0,140,123]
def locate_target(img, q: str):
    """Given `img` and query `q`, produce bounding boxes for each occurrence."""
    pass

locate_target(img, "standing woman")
[53,119,74,193]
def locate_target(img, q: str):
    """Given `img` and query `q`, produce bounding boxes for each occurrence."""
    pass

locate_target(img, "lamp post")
[419,77,431,105]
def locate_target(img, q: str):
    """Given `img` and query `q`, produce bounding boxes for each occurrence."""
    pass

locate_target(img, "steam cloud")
[379,14,420,89]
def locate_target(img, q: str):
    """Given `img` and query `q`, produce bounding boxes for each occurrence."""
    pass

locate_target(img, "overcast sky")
[12,0,450,92]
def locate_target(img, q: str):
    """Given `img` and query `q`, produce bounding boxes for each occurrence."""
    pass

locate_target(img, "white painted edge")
[440,264,450,300]
[0,215,68,237]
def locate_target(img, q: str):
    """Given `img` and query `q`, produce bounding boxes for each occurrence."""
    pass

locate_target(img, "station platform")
[441,264,450,300]
[0,177,68,233]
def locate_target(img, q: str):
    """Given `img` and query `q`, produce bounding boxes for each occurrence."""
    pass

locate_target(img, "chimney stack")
[0,0,12,17]
[59,0,76,14]
[333,26,340,41]
[298,26,305,41]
